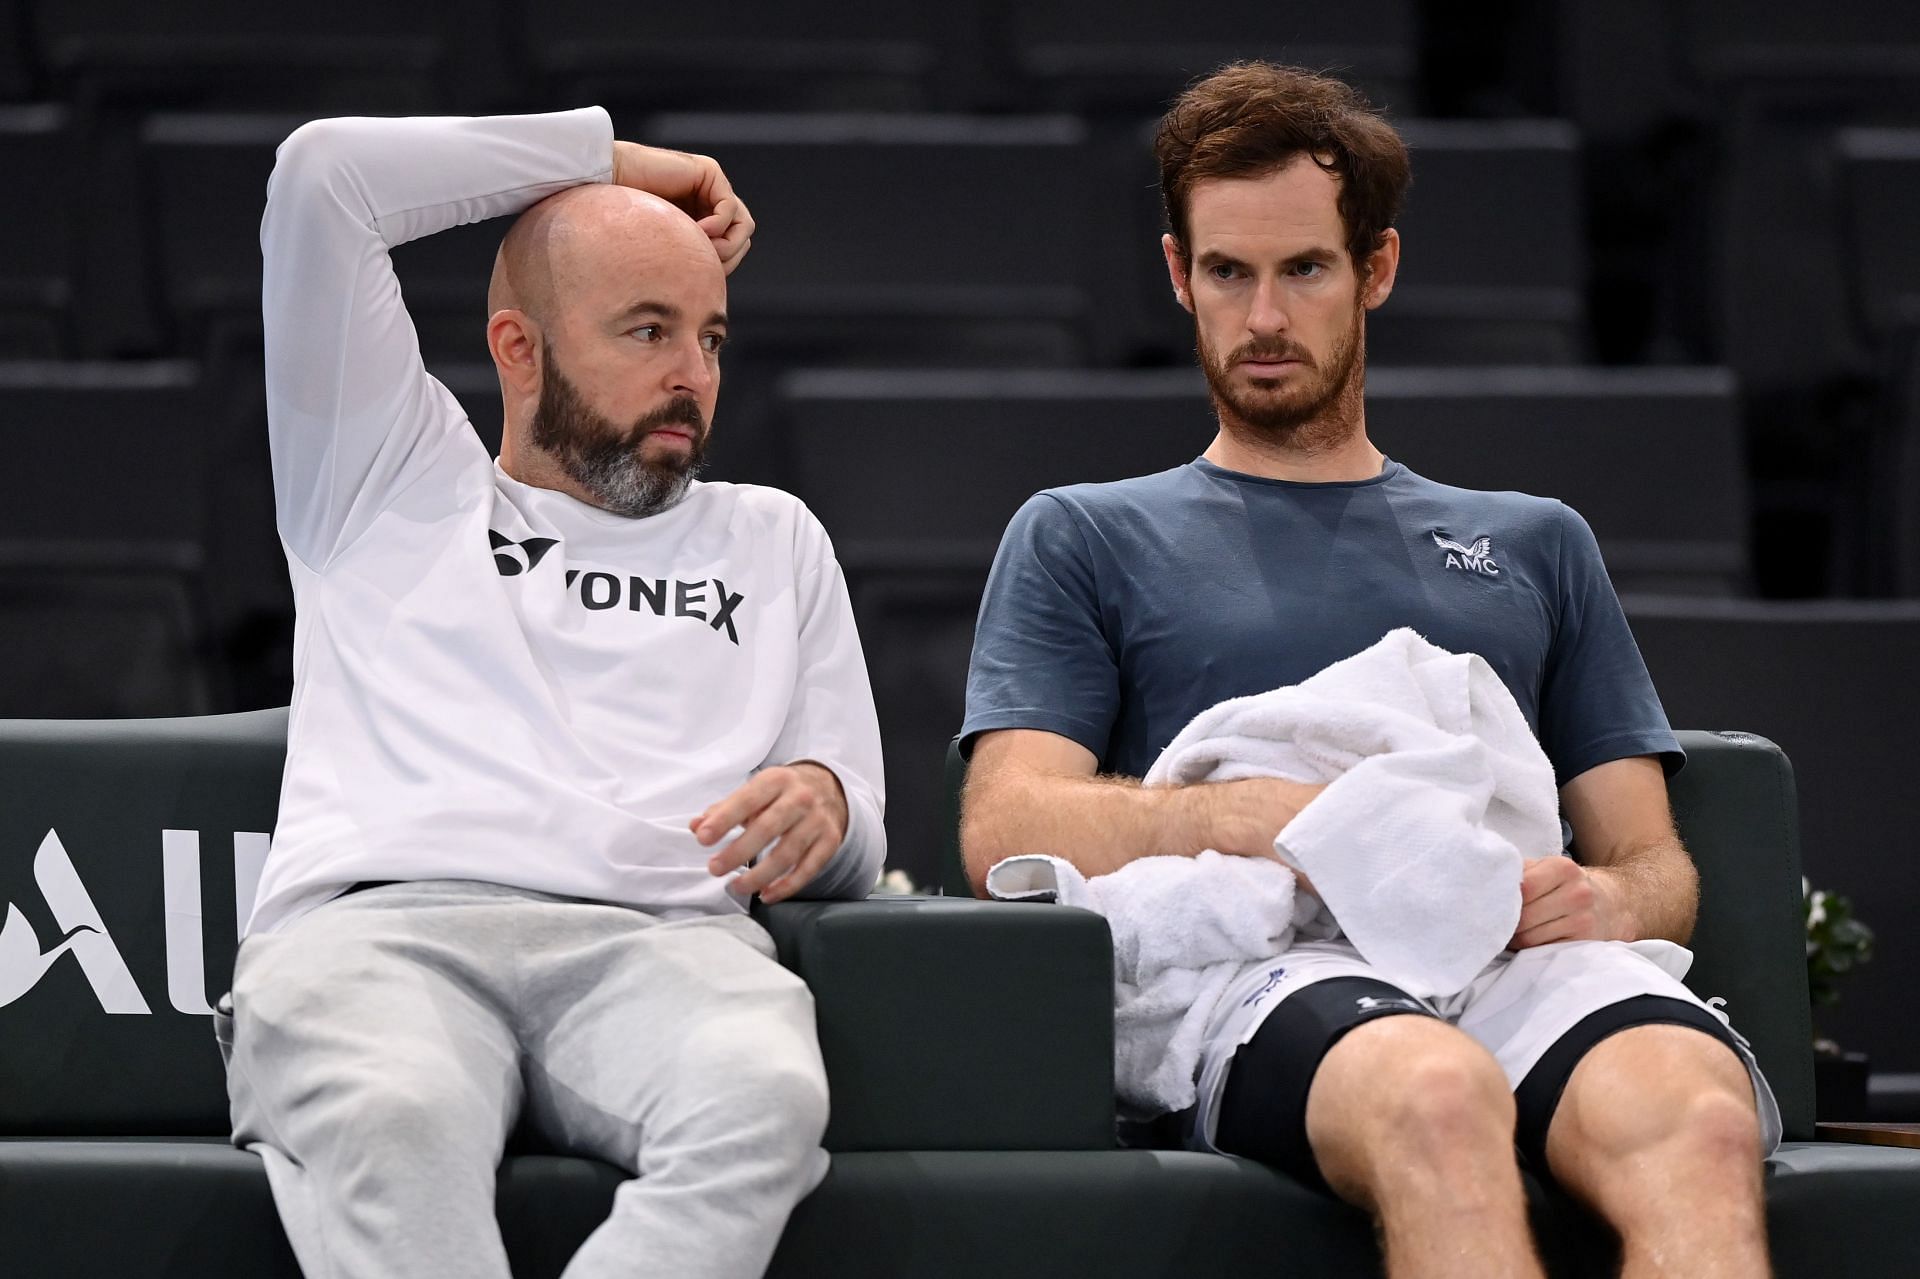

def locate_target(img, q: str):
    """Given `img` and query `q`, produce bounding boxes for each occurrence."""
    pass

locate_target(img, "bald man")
[217,109,886,1279]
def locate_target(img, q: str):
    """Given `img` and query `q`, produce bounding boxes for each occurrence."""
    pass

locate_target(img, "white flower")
[872,868,919,896]
[1808,891,1828,930]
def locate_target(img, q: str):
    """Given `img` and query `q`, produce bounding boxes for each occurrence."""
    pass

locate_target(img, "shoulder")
[688,480,839,566]
[1020,465,1204,535]
[1387,465,1580,553]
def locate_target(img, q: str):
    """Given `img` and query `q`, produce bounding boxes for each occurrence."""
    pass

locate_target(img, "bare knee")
[1308,1018,1514,1199]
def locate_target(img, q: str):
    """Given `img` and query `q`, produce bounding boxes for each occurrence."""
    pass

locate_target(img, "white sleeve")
[260,108,615,569]
[764,514,888,900]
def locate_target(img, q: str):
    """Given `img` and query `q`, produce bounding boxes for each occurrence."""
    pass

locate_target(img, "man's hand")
[694,762,849,903]
[1510,856,1629,949]
[611,140,755,274]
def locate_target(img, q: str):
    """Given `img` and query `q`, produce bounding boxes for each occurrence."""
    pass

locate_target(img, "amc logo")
[0,828,268,1017]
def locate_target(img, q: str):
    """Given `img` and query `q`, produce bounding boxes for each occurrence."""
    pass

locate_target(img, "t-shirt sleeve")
[960,492,1121,760]
[1538,502,1685,785]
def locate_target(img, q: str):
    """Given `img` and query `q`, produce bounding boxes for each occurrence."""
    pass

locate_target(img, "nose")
[1246,277,1288,337]
[666,337,716,399]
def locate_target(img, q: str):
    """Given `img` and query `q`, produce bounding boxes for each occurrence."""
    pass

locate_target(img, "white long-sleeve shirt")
[246,107,886,935]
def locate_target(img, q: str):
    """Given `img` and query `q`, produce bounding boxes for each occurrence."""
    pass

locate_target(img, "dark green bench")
[1,712,1915,1276]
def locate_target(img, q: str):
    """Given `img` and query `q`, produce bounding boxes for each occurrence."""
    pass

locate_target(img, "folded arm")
[262,109,617,570]
[960,728,1323,895]
[1513,755,1699,947]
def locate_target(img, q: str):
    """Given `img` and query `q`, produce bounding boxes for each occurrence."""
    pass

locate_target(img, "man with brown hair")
[961,64,1776,1278]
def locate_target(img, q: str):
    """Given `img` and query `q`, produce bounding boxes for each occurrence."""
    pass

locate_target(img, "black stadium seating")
[0,104,75,357]
[0,360,215,716]
[1004,0,1419,117]
[27,0,444,113]
[1365,365,1749,594]
[1835,127,1920,593]
[1625,596,1920,1076]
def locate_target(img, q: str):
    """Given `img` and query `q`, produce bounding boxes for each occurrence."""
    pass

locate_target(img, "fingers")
[692,771,784,852]
[696,198,755,274]
[742,831,836,904]
[1510,857,1598,949]
[696,768,843,900]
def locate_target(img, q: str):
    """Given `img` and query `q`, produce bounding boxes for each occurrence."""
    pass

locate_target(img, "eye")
[1292,261,1326,278]
[701,332,727,354]
[1208,262,1240,281]
[630,324,662,342]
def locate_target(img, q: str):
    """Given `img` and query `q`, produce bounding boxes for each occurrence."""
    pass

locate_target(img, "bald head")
[488,184,723,331]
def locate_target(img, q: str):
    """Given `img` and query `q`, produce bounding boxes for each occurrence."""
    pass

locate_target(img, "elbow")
[958,784,1006,898]
[263,118,364,217]
[271,118,348,186]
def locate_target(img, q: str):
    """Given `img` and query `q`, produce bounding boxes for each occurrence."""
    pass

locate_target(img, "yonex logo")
[1431,530,1501,577]
[490,530,559,576]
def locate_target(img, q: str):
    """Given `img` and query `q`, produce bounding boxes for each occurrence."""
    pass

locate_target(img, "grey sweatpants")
[217,880,830,1279]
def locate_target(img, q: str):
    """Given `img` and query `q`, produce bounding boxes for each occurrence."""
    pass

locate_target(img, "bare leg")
[1306,1016,1546,1279]
[1544,1024,1769,1279]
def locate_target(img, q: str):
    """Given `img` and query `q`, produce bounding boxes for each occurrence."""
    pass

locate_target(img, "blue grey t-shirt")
[962,458,1681,790]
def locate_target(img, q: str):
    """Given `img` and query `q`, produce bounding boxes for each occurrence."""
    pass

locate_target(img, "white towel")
[988,850,1324,1114]
[1149,627,1562,997]
[987,627,1564,1116]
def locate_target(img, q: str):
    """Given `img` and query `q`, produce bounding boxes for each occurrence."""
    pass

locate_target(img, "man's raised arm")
[960,728,1321,895]
[261,109,617,570]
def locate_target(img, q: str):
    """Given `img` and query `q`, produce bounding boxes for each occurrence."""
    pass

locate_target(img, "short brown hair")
[1155,62,1411,273]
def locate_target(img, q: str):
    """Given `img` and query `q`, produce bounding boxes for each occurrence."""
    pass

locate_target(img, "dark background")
[1,1,1917,1086]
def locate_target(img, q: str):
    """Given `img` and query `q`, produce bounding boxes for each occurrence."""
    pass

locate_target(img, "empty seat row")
[6,0,1420,116]
[0,107,1594,370]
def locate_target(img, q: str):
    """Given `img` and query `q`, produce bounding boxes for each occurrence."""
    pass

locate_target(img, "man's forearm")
[960,766,1315,891]
[1587,835,1700,944]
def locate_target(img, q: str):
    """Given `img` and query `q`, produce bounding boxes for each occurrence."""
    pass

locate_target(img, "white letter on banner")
[0,830,151,1014]
[162,829,213,1015]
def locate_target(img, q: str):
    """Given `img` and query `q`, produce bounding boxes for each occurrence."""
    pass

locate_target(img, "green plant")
[1804,877,1875,1012]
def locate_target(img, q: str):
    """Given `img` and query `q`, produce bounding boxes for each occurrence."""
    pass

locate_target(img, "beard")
[1196,295,1367,454]
[529,344,709,518]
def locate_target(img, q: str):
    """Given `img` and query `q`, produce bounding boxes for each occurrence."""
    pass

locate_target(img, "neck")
[1203,424,1385,483]
[1202,371,1383,482]
[498,423,604,510]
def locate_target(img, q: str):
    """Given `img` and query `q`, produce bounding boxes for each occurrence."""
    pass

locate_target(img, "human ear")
[1161,233,1195,314]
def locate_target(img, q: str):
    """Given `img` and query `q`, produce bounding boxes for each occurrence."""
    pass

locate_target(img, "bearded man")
[219,108,884,1279]
[959,64,1778,1279]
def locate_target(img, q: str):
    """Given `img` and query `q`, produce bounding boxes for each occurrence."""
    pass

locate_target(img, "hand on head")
[612,141,754,274]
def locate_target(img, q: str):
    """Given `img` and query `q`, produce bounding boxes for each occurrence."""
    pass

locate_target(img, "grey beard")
[566,448,697,518]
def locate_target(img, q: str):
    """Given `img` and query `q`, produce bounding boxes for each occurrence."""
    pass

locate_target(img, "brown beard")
[530,341,709,518]
[1195,291,1367,455]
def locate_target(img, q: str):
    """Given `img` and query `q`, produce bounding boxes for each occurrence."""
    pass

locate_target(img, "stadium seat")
[1835,127,1920,592]
[0,104,75,356]
[0,360,216,714]
[1002,0,1419,117]
[638,112,1110,367]
[27,0,444,113]
[136,112,500,363]
[1365,366,1749,594]
[1625,596,1920,1077]
[527,0,976,114]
